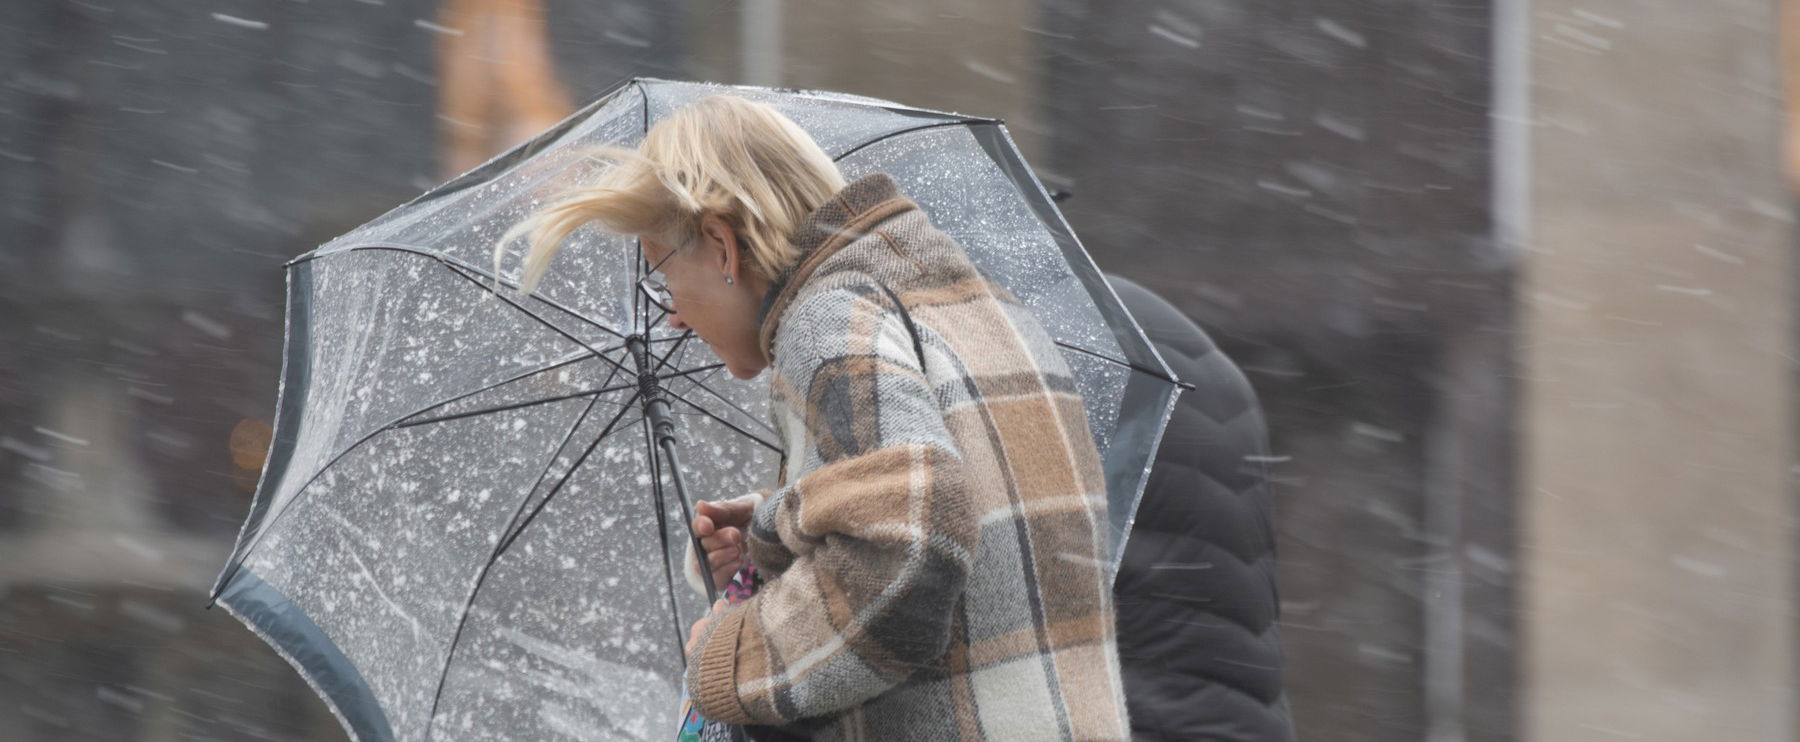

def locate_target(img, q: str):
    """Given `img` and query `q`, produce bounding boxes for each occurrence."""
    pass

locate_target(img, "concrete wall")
[1518,1,1797,739]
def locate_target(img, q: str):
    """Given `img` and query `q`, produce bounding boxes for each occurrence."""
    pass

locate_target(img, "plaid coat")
[685,172,1130,741]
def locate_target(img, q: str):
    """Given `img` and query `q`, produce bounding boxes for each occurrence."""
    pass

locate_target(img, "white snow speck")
[414,19,464,36]
[211,13,269,30]
[180,310,231,339]
[1148,24,1200,49]
[1316,18,1366,49]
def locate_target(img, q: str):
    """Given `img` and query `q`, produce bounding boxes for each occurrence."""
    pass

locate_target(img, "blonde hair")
[495,94,846,296]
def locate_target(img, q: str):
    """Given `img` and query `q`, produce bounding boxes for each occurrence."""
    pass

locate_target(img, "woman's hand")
[687,599,728,657]
[692,497,757,589]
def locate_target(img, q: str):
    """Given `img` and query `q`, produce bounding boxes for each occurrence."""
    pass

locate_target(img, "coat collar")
[756,172,917,362]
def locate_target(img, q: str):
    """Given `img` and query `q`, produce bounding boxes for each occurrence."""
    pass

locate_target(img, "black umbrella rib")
[664,392,782,453]
[438,262,637,381]
[659,362,725,382]
[650,329,694,374]
[293,243,628,341]
[429,346,613,404]
[395,382,636,429]
[390,344,614,428]
[494,393,642,557]
[831,119,992,162]
[670,369,778,437]
[661,358,724,396]
[492,351,630,549]
[1052,340,1193,390]
[424,389,640,740]
[639,411,689,669]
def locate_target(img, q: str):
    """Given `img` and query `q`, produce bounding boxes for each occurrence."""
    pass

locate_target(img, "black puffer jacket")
[1105,274,1295,742]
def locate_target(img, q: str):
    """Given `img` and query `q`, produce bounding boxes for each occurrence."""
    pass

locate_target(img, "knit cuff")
[687,605,754,725]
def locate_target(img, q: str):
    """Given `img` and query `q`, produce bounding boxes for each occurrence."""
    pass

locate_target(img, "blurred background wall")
[0,1,1792,740]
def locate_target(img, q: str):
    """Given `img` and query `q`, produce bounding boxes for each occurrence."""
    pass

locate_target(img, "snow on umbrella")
[205,78,1184,742]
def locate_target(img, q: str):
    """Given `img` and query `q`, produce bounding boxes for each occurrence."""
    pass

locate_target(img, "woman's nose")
[667,312,689,331]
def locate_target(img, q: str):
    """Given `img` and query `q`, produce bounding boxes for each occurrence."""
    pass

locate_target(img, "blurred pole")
[1492,0,1531,260]
[741,0,782,87]
[1417,4,1536,742]
[1423,392,1466,742]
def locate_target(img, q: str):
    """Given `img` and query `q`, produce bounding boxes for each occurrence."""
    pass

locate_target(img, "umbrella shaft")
[626,336,677,444]
[627,335,720,601]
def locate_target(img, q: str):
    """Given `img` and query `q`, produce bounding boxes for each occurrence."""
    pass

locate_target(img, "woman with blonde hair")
[498,93,1131,741]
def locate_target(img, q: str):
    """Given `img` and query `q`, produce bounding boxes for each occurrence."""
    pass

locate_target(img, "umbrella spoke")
[659,362,726,383]
[829,119,990,162]
[303,243,628,340]
[649,330,699,381]
[664,391,782,453]
[421,345,634,532]
[440,262,638,381]
[425,389,641,739]
[674,371,779,437]
[640,411,689,667]
[661,358,725,399]
[394,381,636,429]
[1054,340,1192,389]
[495,397,643,556]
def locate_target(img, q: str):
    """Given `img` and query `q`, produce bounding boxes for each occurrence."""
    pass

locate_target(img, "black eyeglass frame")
[638,247,677,315]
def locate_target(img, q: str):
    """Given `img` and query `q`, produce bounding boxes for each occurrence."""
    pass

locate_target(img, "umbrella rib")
[651,330,694,374]
[297,243,628,340]
[1052,340,1193,389]
[831,119,987,162]
[494,391,641,557]
[207,347,629,603]
[659,362,726,382]
[424,389,641,740]
[664,392,783,453]
[392,344,619,427]
[438,262,637,381]
[521,349,632,541]
[640,409,689,669]
[672,371,779,437]
[394,381,636,429]
[662,359,724,397]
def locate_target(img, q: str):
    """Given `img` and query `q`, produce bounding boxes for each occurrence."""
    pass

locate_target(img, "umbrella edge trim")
[218,569,399,742]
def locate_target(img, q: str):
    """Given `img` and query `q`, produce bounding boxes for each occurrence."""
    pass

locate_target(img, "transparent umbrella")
[205,78,1184,742]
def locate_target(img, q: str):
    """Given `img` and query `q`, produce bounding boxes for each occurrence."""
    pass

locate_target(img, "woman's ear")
[699,214,742,283]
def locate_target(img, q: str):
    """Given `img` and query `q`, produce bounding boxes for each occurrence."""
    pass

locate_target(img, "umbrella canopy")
[207,78,1183,742]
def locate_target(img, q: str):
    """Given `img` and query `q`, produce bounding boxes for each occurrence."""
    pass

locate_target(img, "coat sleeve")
[685,286,979,726]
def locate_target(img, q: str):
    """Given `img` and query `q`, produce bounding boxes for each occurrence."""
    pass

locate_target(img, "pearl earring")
[725,276,734,285]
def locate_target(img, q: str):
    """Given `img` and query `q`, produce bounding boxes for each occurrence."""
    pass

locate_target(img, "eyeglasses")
[639,247,677,315]
[638,276,674,314]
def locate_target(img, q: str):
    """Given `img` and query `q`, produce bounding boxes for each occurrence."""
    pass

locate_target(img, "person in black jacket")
[1104,274,1296,742]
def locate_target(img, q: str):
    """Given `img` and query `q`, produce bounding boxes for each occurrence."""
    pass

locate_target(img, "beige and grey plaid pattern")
[686,173,1130,741]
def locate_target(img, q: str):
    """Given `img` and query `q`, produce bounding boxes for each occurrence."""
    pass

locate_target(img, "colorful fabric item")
[675,565,764,742]
[683,172,1132,741]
